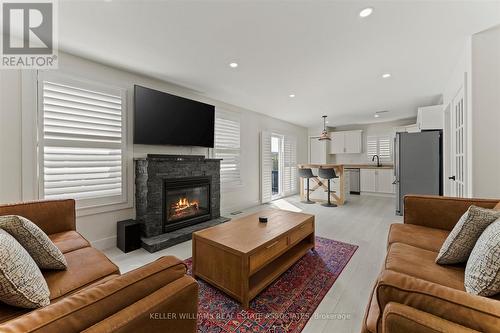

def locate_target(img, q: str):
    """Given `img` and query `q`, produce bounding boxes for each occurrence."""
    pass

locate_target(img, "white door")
[329,132,344,154]
[260,131,272,203]
[450,87,467,197]
[360,169,376,192]
[344,131,362,153]
[443,105,452,196]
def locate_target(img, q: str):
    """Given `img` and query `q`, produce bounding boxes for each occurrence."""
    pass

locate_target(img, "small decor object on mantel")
[259,217,268,223]
[318,115,331,141]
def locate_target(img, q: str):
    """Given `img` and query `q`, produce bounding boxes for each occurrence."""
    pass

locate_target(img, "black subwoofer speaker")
[117,219,141,253]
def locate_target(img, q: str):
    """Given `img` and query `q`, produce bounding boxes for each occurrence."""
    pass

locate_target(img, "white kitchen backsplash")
[331,153,371,165]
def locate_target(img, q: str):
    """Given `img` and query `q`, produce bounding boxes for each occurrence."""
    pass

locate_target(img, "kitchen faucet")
[372,155,381,167]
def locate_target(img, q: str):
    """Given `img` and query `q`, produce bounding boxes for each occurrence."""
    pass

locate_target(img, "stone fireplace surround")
[135,154,229,252]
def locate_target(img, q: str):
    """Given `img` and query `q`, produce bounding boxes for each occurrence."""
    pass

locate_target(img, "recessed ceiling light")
[359,7,373,18]
[289,94,295,98]
[382,73,391,78]
[374,114,380,118]
[229,62,238,68]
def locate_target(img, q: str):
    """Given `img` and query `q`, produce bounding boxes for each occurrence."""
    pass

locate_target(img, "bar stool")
[318,168,338,207]
[298,168,316,204]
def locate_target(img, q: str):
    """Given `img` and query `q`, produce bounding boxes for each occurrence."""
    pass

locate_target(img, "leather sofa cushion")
[0,200,75,235]
[0,274,119,325]
[49,231,90,254]
[0,256,190,333]
[387,224,449,252]
[376,270,500,332]
[365,286,380,333]
[385,243,465,290]
[81,276,199,333]
[0,306,27,325]
[382,302,481,333]
[43,247,119,300]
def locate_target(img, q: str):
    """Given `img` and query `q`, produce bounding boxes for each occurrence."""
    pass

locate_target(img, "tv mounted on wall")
[134,85,215,147]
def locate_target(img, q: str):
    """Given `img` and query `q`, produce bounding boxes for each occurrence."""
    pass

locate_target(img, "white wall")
[470,25,500,198]
[308,118,416,164]
[0,71,23,202]
[0,52,308,248]
[442,26,500,199]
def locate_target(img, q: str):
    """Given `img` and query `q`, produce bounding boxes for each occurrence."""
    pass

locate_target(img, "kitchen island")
[298,164,347,206]
[298,163,394,206]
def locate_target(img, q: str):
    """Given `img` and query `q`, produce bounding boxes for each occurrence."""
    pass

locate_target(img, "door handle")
[392,180,398,185]
[448,176,456,181]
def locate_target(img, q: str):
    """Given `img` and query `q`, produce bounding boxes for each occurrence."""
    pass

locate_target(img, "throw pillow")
[465,219,500,296]
[0,215,67,270]
[0,229,50,308]
[494,201,500,211]
[436,205,500,264]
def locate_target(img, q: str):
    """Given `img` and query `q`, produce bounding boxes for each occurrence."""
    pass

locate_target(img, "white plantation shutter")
[39,75,126,207]
[215,110,241,187]
[367,136,392,162]
[378,136,392,161]
[283,135,297,196]
[260,131,272,203]
[367,136,378,159]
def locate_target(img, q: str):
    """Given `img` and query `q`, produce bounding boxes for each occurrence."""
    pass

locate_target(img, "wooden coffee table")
[192,209,315,307]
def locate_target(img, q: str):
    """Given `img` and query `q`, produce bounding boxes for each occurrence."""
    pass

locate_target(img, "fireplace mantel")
[135,154,221,242]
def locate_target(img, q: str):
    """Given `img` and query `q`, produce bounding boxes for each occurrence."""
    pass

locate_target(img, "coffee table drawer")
[249,236,288,273]
[289,220,314,245]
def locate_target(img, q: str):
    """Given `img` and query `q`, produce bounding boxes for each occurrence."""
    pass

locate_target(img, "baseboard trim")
[360,192,395,198]
[91,236,117,250]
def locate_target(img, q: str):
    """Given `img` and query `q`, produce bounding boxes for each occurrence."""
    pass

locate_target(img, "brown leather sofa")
[362,195,500,333]
[0,199,198,333]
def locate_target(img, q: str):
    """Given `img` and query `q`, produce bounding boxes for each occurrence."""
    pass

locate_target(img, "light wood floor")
[104,194,401,333]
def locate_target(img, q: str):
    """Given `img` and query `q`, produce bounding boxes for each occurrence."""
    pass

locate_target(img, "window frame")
[366,135,393,162]
[37,71,130,214]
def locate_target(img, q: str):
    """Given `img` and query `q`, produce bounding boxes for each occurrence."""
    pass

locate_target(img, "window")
[283,135,297,196]
[260,132,297,203]
[214,110,241,187]
[367,135,392,161]
[39,74,127,209]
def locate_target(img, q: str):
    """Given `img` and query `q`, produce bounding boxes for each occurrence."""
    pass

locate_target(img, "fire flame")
[173,197,199,211]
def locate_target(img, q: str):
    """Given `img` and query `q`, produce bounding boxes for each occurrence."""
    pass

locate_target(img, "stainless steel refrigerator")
[395,131,443,215]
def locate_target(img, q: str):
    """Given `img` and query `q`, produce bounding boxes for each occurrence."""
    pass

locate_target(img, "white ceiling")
[58,1,500,128]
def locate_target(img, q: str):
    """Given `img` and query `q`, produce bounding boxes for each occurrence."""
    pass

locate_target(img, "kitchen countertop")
[343,164,394,169]
[298,163,394,169]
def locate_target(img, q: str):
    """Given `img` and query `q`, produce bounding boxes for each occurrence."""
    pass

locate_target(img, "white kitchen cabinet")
[360,169,377,192]
[329,132,344,154]
[394,124,419,134]
[360,168,395,194]
[344,131,362,153]
[377,169,395,194]
[417,105,443,130]
[329,130,362,154]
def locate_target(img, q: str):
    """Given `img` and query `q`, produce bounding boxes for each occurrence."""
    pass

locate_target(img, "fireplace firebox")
[163,176,211,232]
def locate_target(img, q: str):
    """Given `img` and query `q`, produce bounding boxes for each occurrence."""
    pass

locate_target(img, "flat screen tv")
[134,85,215,147]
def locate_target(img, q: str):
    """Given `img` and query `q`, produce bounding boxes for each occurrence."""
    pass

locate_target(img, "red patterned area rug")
[185,236,358,333]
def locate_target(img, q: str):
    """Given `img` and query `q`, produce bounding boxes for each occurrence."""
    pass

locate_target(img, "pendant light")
[319,115,331,141]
